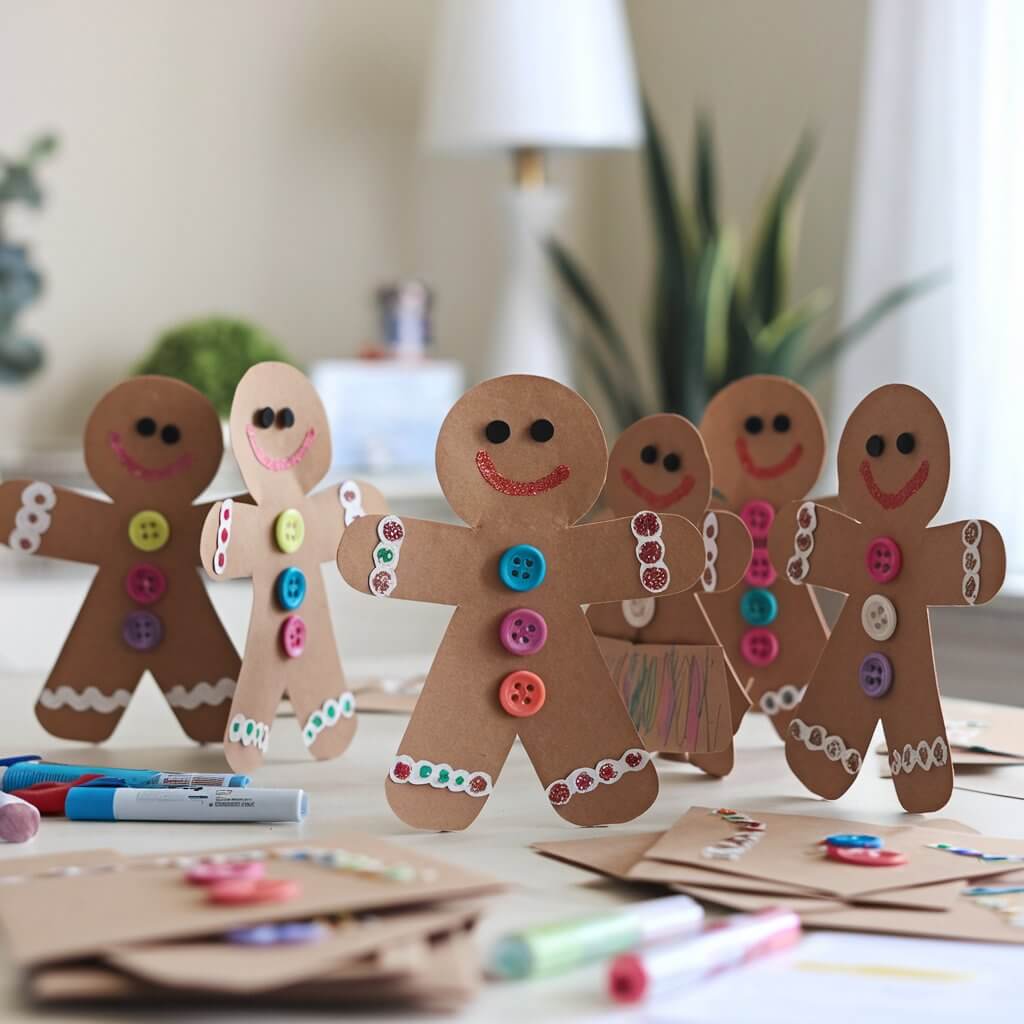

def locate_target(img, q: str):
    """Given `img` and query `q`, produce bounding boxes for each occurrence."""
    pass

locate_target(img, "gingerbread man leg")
[221,657,285,774]
[686,672,750,777]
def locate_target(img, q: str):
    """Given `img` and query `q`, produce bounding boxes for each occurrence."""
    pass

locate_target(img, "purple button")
[499,608,548,656]
[122,611,163,651]
[859,652,893,698]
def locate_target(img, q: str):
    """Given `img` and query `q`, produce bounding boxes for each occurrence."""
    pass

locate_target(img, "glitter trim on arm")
[700,511,719,592]
[369,516,405,597]
[631,511,670,594]
[785,501,818,583]
[9,482,57,554]
[545,748,651,807]
[961,519,982,605]
[212,500,233,576]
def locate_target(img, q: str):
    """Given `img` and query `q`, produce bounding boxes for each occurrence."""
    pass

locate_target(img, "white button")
[861,594,897,641]
[621,598,656,628]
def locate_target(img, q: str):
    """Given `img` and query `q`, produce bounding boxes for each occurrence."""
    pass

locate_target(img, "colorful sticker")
[369,515,405,597]
[545,748,651,807]
[389,755,492,797]
[164,677,237,709]
[631,511,670,594]
[9,481,56,554]
[889,737,949,775]
[701,512,719,592]
[228,712,270,753]
[301,691,356,747]
[338,480,366,526]
[961,519,982,605]
[703,807,767,860]
[788,717,863,776]
[785,501,818,584]
[37,685,132,714]
[213,499,233,576]
[759,684,805,716]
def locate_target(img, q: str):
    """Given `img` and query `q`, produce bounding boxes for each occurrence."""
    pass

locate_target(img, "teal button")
[499,545,546,592]
[740,587,778,626]
[275,567,307,611]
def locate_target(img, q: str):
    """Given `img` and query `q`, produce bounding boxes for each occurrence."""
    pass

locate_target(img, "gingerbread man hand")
[767,383,1005,813]
[338,375,704,831]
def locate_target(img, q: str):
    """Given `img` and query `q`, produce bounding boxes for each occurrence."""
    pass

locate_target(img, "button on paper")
[128,510,170,552]
[861,594,897,641]
[274,509,305,554]
[499,608,548,656]
[124,563,167,605]
[275,567,307,611]
[122,610,163,651]
[498,670,546,717]
[865,536,902,583]
[498,544,546,592]
[859,651,894,698]
[740,627,779,667]
[740,587,778,627]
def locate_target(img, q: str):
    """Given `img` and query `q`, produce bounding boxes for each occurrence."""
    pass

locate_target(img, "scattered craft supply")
[767,384,1006,814]
[207,877,301,906]
[336,374,706,831]
[273,847,434,883]
[822,834,883,850]
[200,361,386,773]
[0,755,249,791]
[928,843,1024,864]
[12,773,104,815]
[225,920,329,946]
[186,862,265,886]
[0,377,242,746]
[826,846,907,868]
[0,792,40,843]
[587,414,752,776]
[64,785,308,823]
[702,808,766,861]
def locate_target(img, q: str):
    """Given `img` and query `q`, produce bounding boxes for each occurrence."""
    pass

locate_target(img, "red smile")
[475,450,570,496]
[620,467,695,510]
[860,458,930,509]
[736,437,803,479]
[109,432,193,482]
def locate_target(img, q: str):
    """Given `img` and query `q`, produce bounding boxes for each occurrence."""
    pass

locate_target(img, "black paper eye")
[896,432,915,454]
[160,424,181,445]
[277,407,295,429]
[254,407,275,429]
[866,434,885,457]
[136,417,156,437]
[773,414,791,433]
[530,419,555,443]
[745,416,764,435]
[485,420,510,444]
[663,452,681,472]
[641,445,658,464]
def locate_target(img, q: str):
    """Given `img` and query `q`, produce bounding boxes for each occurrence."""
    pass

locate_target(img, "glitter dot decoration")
[228,712,270,753]
[302,691,356,747]
[702,808,768,861]
[213,499,233,576]
[272,845,436,883]
[788,717,862,776]
[8,481,56,555]
[338,479,366,526]
[368,515,405,597]
[545,748,651,807]
[961,519,982,605]
[388,755,492,798]
[785,501,817,583]
[889,736,949,776]
[630,511,670,594]
[701,511,719,592]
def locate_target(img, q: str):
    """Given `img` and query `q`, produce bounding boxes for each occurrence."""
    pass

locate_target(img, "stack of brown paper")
[534,806,1024,946]
[0,833,505,1010]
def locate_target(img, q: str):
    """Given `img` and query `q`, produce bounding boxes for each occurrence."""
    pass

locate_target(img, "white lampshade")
[423,0,643,151]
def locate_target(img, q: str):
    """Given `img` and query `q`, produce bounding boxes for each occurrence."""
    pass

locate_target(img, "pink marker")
[608,908,800,1004]
[0,791,40,843]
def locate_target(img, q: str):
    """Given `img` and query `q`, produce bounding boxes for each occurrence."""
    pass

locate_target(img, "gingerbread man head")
[700,375,826,508]
[435,374,607,528]
[84,376,223,503]
[228,362,331,503]
[837,384,950,530]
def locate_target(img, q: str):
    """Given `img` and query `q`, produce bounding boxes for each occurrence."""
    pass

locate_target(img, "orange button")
[498,671,546,718]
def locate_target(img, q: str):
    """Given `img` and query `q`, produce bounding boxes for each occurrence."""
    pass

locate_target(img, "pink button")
[186,861,265,886]
[865,536,902,583]
[745,549,777,587]
[739,500,775,540]
[499,608,548,656]
[124,563,167,605]
[740,627,780,667]
[280,614,307,658]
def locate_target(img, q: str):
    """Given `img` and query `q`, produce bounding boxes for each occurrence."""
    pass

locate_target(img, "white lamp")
[422,0,643,383]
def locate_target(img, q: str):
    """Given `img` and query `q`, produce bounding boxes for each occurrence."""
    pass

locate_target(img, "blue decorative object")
[499,545,547,593]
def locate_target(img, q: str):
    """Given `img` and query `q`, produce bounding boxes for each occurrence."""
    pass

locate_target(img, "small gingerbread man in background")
[698,375,830,738]
[200,362,385,773]
[337,375,705,831]
[767,383,1005,813]
[587,414,752,777]
[0,377,240,743]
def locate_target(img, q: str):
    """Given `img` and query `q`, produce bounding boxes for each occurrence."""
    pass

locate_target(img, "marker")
[0,757,249,792]
[608,908,801,1004]
[65,785,307,823]
[489,895,704,979]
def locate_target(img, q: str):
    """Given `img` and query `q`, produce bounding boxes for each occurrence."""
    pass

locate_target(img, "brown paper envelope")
[941,697,1024,757]
[532,831,662,880]
[350,689,419,714]
[674,885,847,915]
[953,766,1024,801]
[0,848,121,879]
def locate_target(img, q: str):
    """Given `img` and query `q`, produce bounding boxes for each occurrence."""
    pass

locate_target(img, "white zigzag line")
[164,678,237,709]
[38,686,132,714]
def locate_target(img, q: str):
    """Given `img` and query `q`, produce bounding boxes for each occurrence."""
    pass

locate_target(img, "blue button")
[825,833,883,849]
[275,567,307,610]
[740,587,778,626]
[499,545,546,592]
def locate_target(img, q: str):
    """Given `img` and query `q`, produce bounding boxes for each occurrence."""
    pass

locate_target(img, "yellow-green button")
[274,509,305,554]
[128,510,170,552]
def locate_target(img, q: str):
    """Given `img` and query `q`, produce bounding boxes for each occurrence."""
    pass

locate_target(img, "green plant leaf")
[702,230,739,396]
[25,135,58,164]
[695,113,717,242]
[574,330,646,433]
[753,287,832,375]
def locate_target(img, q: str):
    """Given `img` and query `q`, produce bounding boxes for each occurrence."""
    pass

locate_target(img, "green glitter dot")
[454,774,465,786]
[246,722,254,735]
[418,765,432,779]
[327,705,336,718]
[438,769,450,784]
[312,714,323,727]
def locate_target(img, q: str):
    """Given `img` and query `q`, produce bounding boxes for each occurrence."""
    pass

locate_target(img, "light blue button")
[825,833,883,849]
[740,587,778,626]
[275,567,307,610]
[499,545,546,592]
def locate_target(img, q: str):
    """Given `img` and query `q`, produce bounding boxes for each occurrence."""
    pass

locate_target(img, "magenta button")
[859,652,893,698]
[866,536,902,583]
[739,500,775,540]
[122,611,163,651]
[745,549,777,587]
[124,563,167,605]
[499,608,548,656]
[280,614,307,658]
[740,627,779,667]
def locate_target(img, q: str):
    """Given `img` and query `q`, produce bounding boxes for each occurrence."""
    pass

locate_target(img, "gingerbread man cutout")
[698,375,829,738]
[337,375,705,831]
[587,414,752,776]
[0,377,240,743]
[767,384,1005,813]
[200,362,385,773]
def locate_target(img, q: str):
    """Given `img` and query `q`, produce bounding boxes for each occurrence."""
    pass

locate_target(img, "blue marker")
[0,756,249,792]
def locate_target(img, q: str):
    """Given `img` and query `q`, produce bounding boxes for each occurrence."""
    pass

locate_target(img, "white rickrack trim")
[889,737,949,776]
[785,501,818,584]
[758,684,806,716]
[389,755,492,797]
[546,748,651,807]
[9,481,56,555]
[228,712,270,753]
[164,677,236,709]
[302,690,356,747]
[631,511,670,594]
[212,499,233,576]
[961,520,982,605]
[338,480,366,526]
[701,512,719,592]
[38,685,131,714]
[369,515,405,597]
[788,717,863,776]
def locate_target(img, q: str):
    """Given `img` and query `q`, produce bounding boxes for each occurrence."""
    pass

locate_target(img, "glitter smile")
[475,450,570,496]
[245,424,316,472]
[860,458,930,510]
[736,438,804,479]
[620,467,695,509]
[109,432,193,482]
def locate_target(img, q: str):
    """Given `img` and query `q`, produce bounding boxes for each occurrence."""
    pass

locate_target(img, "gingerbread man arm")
[337,514,476,606]
[698,509,753,593]
[0,479,114,564]
[767,499,860,593]
[307,479,388,561]
[199,498,264,580]
[922,519,1005,607]
[565,511,704,605]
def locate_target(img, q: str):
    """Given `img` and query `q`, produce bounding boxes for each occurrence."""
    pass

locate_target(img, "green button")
[274,509,305,554]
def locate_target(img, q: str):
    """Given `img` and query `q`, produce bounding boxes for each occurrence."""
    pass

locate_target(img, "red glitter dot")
[393,761,411,781]
[548,782,571,805]
[797,508,813,529]
[632,512,660,537]
[469,775,487,793]
[598,763,618,782]
[574,772,594,792]
[624,751,643,768]
[217,553,225,567]
[642,566,669,592]
[220,528,229,542]
[343,490,355,502]
[638,540,664,564]
[382,521,404,543]
[19,539,30,550]
[371,570,393,595]
[223,508,230,520]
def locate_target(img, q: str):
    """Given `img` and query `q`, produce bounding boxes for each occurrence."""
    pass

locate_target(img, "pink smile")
[245,424,316,471]
[109,432,193,482]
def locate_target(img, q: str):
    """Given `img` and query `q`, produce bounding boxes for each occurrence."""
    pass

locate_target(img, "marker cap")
[65,787,117,821]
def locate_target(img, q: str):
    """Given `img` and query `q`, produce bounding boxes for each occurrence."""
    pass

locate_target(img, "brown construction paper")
[587,414,752,772]
[0,377,241,744]
[532,831,662,880]
[336,376,706,831]
[766,384,1007,813]
[953,766,1024,801]
[350,676,423,715]
[698,376,829,740]
[200,362,386,772]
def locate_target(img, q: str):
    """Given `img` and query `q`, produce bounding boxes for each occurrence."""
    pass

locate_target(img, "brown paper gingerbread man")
[337,375,705,831]
[0,376,240,743]
[586,414,752,776]
[767,383,1005,813]
[698,375,829,738]
[200,362,385,773]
